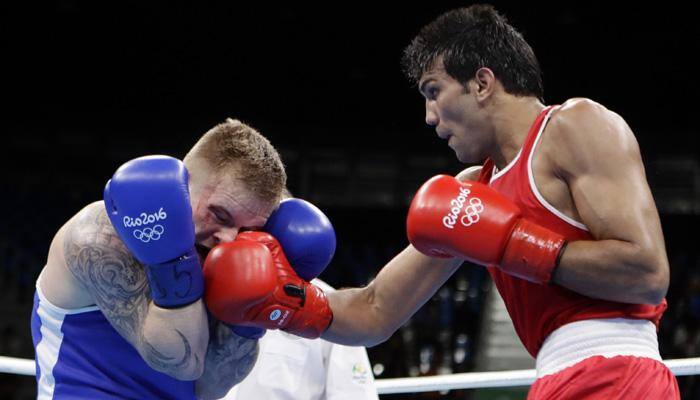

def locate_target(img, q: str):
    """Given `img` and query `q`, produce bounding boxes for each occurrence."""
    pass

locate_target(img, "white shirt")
[222,280,378,400]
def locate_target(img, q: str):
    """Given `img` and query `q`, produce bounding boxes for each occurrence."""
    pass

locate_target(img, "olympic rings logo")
[133,225,165,243]
[460,197,484,227]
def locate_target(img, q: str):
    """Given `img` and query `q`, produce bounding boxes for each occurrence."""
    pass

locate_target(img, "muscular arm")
[194,319,259,400]
[548,99,669,304]
[324,246,462,346]
[323,168,476,347]
[64,203,208,380]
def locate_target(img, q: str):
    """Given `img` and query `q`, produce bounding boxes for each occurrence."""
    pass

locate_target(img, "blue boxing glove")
[264,198,336,281]
[103,155,203,308]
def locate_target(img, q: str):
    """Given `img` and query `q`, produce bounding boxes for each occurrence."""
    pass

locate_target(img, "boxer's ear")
[473,67,496,101]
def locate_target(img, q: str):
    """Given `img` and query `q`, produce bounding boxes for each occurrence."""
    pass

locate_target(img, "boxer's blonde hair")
[184,118,286,204]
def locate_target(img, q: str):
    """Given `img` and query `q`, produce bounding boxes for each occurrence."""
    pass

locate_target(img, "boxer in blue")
[31,118,336,399]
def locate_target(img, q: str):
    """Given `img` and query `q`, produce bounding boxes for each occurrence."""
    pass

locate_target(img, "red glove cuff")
[284,285,333,339]
[245,280,333,339]
[500,219,566,284]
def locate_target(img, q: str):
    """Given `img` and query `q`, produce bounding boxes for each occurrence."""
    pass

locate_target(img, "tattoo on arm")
[195,320,259,399]
[142,329,193,371]
[63,204,196,373]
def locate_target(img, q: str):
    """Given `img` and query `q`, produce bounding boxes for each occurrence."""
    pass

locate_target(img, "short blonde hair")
[184,118,286,204]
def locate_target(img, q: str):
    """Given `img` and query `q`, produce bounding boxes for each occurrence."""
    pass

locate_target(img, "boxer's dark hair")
[401,4,543,99]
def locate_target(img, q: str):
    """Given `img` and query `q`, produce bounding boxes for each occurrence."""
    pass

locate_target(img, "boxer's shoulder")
[60,201,139,286]
[558,97,606,114]
[67,201,123,247]
[550,98,628,136]
[543,98,632,174]
[41,202,117,308]
[58,201,149,311]
[550,98,615,135]
[45,201,111,272]
[455,165,482,182]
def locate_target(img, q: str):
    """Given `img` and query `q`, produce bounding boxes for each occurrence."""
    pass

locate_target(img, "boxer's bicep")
[63,204,201,376]
[556,103,663,250]
[63,205,150,345]
[540,101,669,303]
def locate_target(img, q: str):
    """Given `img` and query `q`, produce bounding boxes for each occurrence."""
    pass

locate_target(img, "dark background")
[2,2,700,399]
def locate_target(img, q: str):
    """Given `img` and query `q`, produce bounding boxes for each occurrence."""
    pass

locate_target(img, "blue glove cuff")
[145,248,204,308]
[230,325,266,340]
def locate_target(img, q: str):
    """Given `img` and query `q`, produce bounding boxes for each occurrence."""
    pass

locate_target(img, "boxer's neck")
[487,96,545,170]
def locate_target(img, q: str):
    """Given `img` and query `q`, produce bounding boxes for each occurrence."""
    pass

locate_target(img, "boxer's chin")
[195,244,211,263]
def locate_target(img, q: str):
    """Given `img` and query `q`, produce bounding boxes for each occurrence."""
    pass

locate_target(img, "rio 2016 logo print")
[442,186,484,229]
[122,207,168,243]
[123,207,168,228]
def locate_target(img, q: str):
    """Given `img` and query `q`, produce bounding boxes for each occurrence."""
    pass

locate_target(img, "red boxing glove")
[407,175,566,284]
[203,231,333,339]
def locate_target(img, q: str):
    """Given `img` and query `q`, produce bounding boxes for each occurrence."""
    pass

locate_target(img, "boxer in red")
[397,5,679,399]
[322,4,678,399]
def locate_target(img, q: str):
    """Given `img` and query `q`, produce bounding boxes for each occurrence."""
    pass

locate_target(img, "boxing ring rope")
[0,356,34,376]
[2,355,700,394]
